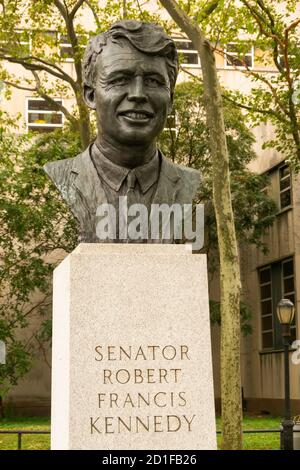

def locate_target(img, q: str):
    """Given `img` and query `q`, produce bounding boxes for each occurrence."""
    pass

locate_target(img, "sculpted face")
[84,39,173,149]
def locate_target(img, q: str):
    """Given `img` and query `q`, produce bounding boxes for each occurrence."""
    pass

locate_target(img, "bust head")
[82,21,178,163]
[44,22,201,245]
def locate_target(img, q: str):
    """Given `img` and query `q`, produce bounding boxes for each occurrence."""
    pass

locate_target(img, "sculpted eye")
[144,77,161,87]
[110,76,129,85]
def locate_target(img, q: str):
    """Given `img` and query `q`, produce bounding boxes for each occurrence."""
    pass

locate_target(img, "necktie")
[126,171,144,242]
[119,171,138,241]
[126,171,137,210]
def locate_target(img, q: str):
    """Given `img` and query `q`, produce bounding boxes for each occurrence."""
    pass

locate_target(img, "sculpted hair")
[82,20,179,93]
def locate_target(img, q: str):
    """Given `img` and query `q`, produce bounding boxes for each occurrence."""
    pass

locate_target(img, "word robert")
[94,345,190,385]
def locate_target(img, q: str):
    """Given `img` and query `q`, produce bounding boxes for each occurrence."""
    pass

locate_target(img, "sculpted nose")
[127,76,147,102]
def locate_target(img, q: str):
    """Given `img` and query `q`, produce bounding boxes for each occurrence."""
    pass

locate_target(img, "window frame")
[16,29,31,55]
[172,37,201,68]
[279,163,292,210]
[224,42,254,69]
[26,97,64,132]
[58,33,87,62]
[260,266,274,350]
[259,257,297,351]
[59,33,74,62]
[0,29,31,55]
[281,258,296,340]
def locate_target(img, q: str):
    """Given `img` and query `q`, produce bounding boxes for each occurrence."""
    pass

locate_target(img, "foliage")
[159,80,277,337]
[0,128,78,403]
[173,0,300,167]
[159,80,277,253]
[0,0,171,147]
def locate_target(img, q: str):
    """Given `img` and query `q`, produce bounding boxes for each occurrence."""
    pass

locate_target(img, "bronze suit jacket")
[44,144,201,243]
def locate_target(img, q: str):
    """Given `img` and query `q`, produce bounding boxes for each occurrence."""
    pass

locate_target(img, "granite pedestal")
[51,244,216,449]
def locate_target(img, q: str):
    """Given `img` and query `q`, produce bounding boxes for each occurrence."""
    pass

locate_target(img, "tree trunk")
[159,0,243,449]
[76,94,91,149]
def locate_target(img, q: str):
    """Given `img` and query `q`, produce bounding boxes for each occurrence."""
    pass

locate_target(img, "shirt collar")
[91,143,160,194]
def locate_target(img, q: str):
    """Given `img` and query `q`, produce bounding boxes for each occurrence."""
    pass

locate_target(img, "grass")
[217,414,281,450]
[0,417,50,450]
[0,414,282,450]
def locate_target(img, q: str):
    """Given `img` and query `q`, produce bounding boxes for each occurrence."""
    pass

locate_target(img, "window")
[16,30,30,56]
[59,34,73,61]
[31,30,56,53]
[59,34,86,61]
[259,257,296,350]
[260,266,273,349]
[173,38,200,67]
[26,98,63,132]
[279,164,292,209]
[224,43,254,68]
[0,29,30,56]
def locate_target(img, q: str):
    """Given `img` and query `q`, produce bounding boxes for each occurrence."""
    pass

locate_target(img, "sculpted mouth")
[119,110,154,120]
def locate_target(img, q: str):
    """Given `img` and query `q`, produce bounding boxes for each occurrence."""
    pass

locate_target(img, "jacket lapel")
[150,154,181,242]
[72,144,108,217]
[152,153,181,205]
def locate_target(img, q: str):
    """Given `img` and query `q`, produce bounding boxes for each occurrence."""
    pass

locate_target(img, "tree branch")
[241,0,285,48]
[53,0,68,20]
[256,0,276,29]
[214,45,290,117]
[70,0,85,18]
[180,66,288,124]
[84,0,101,28]
[1,53,78,90]
[286,17,300,33]
[224,95,288,123]
[2,80,36,92]
[34,334,51,369]
[31,71,79,129]
[195,0,220,22]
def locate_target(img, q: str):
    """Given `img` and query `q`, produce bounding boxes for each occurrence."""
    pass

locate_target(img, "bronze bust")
[44,20,201,243]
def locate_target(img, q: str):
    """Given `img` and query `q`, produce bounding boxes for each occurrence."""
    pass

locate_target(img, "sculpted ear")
[83,85,96,110]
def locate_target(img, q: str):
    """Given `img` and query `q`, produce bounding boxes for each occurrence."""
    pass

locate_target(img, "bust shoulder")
[160,155,201,197]
[43,147,90,189]
[174,162,201,184]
